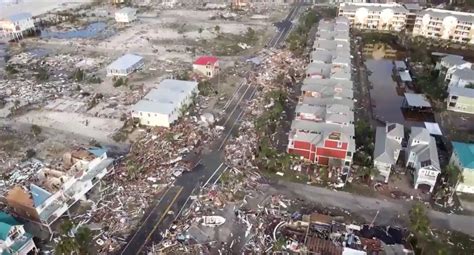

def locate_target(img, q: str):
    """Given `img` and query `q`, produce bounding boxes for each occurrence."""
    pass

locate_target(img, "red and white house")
[287,120,355,168]
[193,56,219,78]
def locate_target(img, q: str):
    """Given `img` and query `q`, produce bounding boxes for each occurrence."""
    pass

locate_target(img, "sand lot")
[16,111,124,142]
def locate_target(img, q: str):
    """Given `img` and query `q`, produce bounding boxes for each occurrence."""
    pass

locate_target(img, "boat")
[201,215,225,227]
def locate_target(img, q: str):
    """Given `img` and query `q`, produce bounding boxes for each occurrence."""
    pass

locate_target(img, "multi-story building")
[413,8,474,44]
[338,3,408,31]
[406,127,440,192]
[288,17,354,178]
[373,123,404,183]
[5,148,114,233]
[288,120,355,168]
[193,56,219,78]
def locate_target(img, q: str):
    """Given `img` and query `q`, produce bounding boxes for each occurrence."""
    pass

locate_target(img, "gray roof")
[410,126,431,144]
[131,79,198,115]
[374,123,404,165]
[339,3,408,14]
[335,16,350,24]
[399,71,412,82]
[331,68,351,80]
[8,12,32,22]
[313,40,337,51]
[407,127,440,172]
[295,103,353,121]
[311,50,333,63]
[290,120,355,151]
[301,96,354,108]
[289,130,322,144]
[306,63,331,78]
[318,21,334,31]
[316,31,335,40]
[449,86,474,98]
[334,23,350,32]
[440,54,466,68]
[403,3,422,11]
[394,61,407,70]
[452,68,474,81]
[107,54,143,71]
[303,78,353,88]
[291,119,355,137]
[116,7,137,15]
[418,8,474,24]
[404,93,431,107]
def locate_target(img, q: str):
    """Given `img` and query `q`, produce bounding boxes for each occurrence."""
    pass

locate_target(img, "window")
[449,102,456,107]
[148,113,150,117]
[140,112,143,116]
[451,95,458,100]
[345,161,350,166]
[337,142,343,148]
[346,151,352,157]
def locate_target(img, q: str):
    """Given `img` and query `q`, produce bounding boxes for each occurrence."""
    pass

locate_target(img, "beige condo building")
[338,3,408,31]
[413,8,474,44]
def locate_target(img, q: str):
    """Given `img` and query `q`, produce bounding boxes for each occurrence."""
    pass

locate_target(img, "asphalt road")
[118,4,303,254]
[274,181,474,237]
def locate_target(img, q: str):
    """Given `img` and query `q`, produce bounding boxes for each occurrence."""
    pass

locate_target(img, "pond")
[365,43,430,127]
[40,22,114,39]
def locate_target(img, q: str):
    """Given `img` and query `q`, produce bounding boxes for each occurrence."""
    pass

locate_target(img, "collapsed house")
[4,148,114,233]
[0,12,35,40]
[0,211,37,255]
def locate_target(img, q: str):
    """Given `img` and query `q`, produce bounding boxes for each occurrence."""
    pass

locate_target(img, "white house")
[373,123,404,183]
[406,127,440,192]
[115,7,137,23]
[0,12,35,40]
[447,86,474,114]
[131,79,199,127]
[106,54,144,76]
[450,142,474,194]
[0,212,37,255]
[448,68,474,88]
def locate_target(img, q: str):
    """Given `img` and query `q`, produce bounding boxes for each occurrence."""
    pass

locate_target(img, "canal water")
[364,43,428,127]
[40,22,114,39]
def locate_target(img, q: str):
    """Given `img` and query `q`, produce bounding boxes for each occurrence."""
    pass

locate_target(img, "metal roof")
[394,61,407,70]
[374,123,403,165]
[107,53,143,71]
[116,7,136,15]
[399,71,412,82]
[449,86,474,98]
[404,93,431,107]
[131,79,198,115]
[452,68,474,81]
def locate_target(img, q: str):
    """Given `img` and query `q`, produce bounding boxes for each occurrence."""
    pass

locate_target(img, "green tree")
[35,67,49,81]
[31,124,42,137]
[465,83,474,89]
[214,25,221,34]
[198,27,203,36]
[75,227,92,254]
[73,68,85,82]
